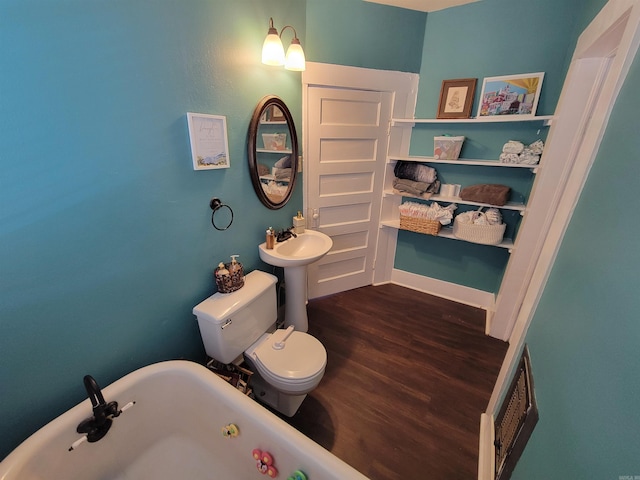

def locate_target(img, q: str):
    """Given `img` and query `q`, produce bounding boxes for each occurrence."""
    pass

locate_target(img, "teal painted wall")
[0,0,428,460]
[513,1,640,477]
[515,47,640,480]
[395,0,583,293]
[306,0,425,73]
[4,0,633,474]
[0,0,306,459]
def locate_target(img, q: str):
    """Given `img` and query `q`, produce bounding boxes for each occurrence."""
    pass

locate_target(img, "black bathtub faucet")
[76,375,120,442]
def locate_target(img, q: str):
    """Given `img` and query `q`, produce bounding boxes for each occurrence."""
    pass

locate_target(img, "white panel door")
[306,87,392,299]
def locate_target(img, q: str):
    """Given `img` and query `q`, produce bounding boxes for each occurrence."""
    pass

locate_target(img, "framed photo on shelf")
[269,105,286,122]
[186,112,231,170]
[477,72,544,118]
[437,78,477,119]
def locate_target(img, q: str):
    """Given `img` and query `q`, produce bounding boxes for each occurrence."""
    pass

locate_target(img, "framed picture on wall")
[477,72,545,118]
[186,112,231,170]
[436,78,477,119]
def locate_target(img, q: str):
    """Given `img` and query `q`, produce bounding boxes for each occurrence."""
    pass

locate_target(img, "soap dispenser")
[266,227,275,249]
[214,262,231,293]
[215,262,229,279]
[293,211,305,234]
[229,255,243,278]
[226,255,245,292]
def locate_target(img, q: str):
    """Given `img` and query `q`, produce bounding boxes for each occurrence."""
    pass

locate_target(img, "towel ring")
[210,197,234,231]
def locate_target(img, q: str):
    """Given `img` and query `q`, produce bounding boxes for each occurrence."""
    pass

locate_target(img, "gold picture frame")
[436,78,477,119]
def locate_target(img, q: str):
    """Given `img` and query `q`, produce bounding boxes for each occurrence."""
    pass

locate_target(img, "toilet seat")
[247,330,327,395]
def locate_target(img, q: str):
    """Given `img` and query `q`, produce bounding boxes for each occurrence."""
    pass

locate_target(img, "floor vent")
[494,345,538,480]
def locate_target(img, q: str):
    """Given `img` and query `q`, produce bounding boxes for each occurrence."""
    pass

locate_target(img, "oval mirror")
[248,95,299,209]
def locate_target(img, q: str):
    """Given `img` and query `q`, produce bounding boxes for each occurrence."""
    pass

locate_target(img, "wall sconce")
[261,17,306,71]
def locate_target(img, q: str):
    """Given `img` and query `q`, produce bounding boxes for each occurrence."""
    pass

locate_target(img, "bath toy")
[288,470,307,480]
[252,448,278,477]
[221,423,239,438]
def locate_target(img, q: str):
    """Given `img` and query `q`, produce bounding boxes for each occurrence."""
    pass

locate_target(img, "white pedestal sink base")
[283,265,308,332]
[258,230,333,334]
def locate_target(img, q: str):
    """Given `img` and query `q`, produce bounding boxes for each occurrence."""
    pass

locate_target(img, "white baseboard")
[478,413,495,480]
[388,268,496,311]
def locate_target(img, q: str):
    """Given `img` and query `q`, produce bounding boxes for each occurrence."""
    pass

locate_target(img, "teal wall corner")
[394,0,584,293]
[514,20,640,479]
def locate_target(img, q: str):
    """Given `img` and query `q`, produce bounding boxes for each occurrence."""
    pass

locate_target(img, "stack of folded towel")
[399,201,457,226]
[393,161,440,197]
[273,155,292,180]
[499,140,544,165]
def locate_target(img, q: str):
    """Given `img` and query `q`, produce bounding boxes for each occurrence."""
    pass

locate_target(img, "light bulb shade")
[262,29,285,66]
[284,39,306,71]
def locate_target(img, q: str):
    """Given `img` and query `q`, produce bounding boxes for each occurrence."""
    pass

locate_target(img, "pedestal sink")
[259,229,333,332]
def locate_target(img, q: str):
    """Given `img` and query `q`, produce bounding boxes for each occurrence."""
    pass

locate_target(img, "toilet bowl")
[244,328,326,415]
[193,270,327,416]
[245,329,326,395]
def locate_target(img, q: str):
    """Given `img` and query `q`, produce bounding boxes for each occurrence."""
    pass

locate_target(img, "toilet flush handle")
[273,325,295,350]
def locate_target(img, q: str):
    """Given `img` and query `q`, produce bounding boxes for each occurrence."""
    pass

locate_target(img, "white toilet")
[193,270,326,417]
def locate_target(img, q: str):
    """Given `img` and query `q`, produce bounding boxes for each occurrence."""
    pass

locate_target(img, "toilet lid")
[254,331,326,381]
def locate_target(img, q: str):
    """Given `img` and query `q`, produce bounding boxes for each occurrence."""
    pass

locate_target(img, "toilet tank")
[193,270,278,363]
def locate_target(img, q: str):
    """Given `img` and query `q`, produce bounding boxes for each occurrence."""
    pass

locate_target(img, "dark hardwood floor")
[283,283,508,480]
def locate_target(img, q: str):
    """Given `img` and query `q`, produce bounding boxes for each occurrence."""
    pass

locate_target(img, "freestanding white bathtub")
[0,360,368,480]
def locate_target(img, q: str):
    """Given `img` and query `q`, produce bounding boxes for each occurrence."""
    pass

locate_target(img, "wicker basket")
[214,262,245,293]
[452,217,506,245]
[399,215,442,235]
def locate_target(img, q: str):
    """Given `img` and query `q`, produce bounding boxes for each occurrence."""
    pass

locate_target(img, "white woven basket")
[452,217,506,245]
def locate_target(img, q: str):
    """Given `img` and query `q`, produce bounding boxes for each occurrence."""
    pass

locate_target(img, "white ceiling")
[363,0,481,13]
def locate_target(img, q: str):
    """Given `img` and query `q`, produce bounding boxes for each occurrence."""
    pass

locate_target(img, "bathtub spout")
[76,375,120,443]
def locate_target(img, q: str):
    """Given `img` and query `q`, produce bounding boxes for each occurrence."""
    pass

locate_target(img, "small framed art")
[437,78,477,119]
[186,112,231,170]
[269,105,286,122]
[477,72,544,118]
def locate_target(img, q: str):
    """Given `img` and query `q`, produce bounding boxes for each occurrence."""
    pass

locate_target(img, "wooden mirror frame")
[248,95,299,210]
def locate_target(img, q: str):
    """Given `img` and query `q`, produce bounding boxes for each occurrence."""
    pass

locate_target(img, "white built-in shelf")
[388,155,539,170]
[380,220,515,250]
[383,189,526,212]
[256,148,292,154]
[392,115,553,126]
[260,120,288,125]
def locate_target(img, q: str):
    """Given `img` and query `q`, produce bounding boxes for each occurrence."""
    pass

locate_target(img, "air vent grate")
[494,345,538,480]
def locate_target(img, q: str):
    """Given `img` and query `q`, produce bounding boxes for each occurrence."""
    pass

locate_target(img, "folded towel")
[459,184,511,206]
[426,179,441,194]
[273,167,291,180]
[484,208,502,225]
[274,155,292,168]
[502,140,524,154]
[456,208,502,226]
[257,163,270,176]
[528,139,544,155]
[500,140,544,165]
[499,153,520,164]
[394,161,437,184]
[393,178,429,196]
[518,148,540,165]
[399,201,457,225]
